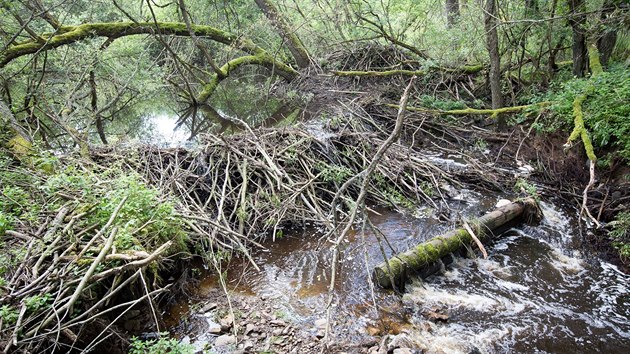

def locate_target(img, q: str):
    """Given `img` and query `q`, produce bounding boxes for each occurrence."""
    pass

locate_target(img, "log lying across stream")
[374,198,540,289]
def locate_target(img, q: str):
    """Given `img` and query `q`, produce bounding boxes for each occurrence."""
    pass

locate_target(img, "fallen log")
[373,198,540,289]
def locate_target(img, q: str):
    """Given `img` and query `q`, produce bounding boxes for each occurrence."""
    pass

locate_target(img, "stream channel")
[142,91,630,353]
[165,187,630,353]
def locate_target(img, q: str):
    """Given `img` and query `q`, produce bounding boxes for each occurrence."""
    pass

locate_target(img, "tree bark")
[373,198,539,289]
[1,98,33,156]
[568,0,588,77]
[597,0,617,67]
[0,22,293,73]
[89,70,108,145]
[446,0,460,28]
[484,0,504,125]
[254,0,311,68]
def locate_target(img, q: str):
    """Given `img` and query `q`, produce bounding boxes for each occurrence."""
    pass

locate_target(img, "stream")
[166,188,630,353]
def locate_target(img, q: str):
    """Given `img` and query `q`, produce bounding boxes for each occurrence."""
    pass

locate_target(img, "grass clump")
[610,211,630,262]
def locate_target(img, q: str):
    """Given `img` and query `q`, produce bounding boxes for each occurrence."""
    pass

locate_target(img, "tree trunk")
[484,0,504,126]
[597,0,617,67]
[1,98,32,156]
[254,0,311,68]
[373,198,539,289]
[525,0,539,13]
[446,0,460,28]
[568,0,588,77]
[89,70,108,145]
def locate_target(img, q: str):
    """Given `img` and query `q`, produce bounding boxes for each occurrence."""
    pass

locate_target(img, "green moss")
[197,54,297,103]
[6,134,32,156]
[393,101,551,117]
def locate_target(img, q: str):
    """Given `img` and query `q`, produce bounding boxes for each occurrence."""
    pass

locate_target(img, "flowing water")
[169,193,630,353]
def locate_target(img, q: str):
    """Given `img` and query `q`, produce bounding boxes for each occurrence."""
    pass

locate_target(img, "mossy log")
[332,64,483,77]
[387,101,550,118]
[373,198,539,289]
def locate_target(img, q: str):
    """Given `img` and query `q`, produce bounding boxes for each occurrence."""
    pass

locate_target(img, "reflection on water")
[143,114,191,147]
[171,197,630,352]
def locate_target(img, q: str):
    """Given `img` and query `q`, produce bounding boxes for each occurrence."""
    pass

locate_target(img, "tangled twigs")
[323,76,416,348]
[0,172,175,353]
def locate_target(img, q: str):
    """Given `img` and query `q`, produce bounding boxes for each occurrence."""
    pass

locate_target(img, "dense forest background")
[1,0,629,353]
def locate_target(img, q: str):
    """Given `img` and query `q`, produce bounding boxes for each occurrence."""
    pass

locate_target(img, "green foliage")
[514,178,538,200]
[1,149,188,262]
[417,95,468,111]
[545,65,630,161]
[128,333,194,354]
[610,212,630,261]
[317,162,353,184]
[0,211,12,237]
[24,293,51,312]
[0,305,18,325]
[88,174,187,253]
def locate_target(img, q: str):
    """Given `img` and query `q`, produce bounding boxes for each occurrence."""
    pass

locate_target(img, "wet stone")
[270,319,287,326]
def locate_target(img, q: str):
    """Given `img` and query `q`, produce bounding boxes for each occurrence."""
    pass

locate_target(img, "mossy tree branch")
[1,98,32,157]
[387,101,550,118]
[254,0,311,68]
[565,41,602,162]
[0,21,278,68]
[196,55,298,103]
[1,21,298,107]
[332,64,483,77]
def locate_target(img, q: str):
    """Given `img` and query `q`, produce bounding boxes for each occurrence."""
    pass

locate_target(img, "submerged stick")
[373,198,539,289]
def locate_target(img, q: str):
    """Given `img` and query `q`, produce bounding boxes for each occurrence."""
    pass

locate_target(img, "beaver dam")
[2,62,630,352]
[1,1,630,352]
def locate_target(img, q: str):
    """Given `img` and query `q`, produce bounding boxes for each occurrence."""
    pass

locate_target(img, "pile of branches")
[326,42,417,72]
[0,102,514,352]
[0,159,183,353]
[95,109,511,250]
[324,42,485,102]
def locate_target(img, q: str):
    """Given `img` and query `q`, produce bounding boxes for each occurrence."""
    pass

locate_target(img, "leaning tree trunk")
[568,0,588,77]
[374,198,540,289]
[254,0,311,68]
[484,0,504,126]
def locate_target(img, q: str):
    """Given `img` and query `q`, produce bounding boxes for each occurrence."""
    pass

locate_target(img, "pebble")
[220,314,234,330]
[393,349,414,354]
[214,334,236,346]
[314,318,327,329]
[270,319,287,326]
[245,323,258,334]
[208,323,222,334]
